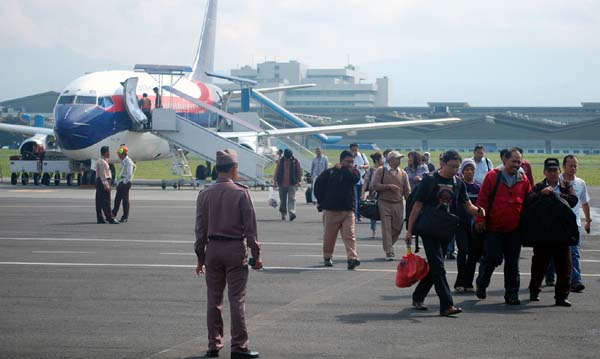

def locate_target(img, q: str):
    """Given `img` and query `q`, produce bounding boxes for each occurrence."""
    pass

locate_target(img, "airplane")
[0,0,459,181]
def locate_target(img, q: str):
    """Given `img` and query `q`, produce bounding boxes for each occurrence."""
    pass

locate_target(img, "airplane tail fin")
[191,0,218,83]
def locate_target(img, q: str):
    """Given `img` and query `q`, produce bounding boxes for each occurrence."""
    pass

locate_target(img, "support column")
[241,88,250,112]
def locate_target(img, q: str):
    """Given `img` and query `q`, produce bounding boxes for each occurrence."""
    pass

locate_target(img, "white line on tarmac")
[32,251,96,254]
[581,259,600,263]
[160,253,194,255]
[288,254,324,257]
[1,261,600,277]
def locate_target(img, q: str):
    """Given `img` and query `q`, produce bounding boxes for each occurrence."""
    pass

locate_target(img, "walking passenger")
[361,151,384,239]
[468,145,493,184]
[112,146,135,223]
[546,155,592,292]
[405,151,429,190]
[527,158,578,307]
[422,152,436,172]
[475,148,531,305]
[274,149,302,221]
[350,143,370,222]
[314,150,361,270]
[455,159,482,293]
[372,151,411,260]
[310,147,329,203]
[405,150,484,316]
[194,149,262,359]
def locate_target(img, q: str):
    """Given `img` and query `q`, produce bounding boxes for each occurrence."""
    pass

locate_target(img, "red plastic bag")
[396,248,430,288]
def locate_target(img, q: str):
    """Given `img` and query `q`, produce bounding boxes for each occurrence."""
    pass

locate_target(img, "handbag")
[413,176,460,240]
[396,247,430,288]
[358,168,384,220]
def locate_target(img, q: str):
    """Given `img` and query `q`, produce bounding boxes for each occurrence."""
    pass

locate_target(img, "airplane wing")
[0,123,54,136]
[218,118,461,138]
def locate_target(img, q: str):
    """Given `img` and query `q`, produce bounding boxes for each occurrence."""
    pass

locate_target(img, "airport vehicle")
[0,0,459,186]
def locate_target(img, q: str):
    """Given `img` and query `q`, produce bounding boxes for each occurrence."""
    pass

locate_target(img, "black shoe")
[476,287,486,299]
[446,253,456,260]
[119,218,128,223]
[505,297,521,305]
[571,282,585,293]
[347,258,361,270]
[231,350,260,359]
[441,306,462,316]
[412,301,428,311]
[324,258,333,267]
[204,349,219,358]
[281,213,286,221]
[289,212,296,222]
[545,278,555,287]
[107,219,120,224]
[97,220,107,224]
[555,298,572,307]
[530,292,540,301]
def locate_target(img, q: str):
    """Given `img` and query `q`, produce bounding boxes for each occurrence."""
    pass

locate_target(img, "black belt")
[209,235,243,241]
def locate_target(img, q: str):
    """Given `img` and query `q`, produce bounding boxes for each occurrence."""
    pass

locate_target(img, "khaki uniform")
[371,167,411,256]
[195,178,261,352]
[95,157,115,222]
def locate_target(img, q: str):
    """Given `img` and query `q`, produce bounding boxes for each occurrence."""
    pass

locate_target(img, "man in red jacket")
[475,148,532,305]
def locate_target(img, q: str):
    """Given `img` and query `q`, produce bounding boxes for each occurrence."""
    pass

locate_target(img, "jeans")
[413,236,454,313]
[476,230,521,299]
[464,230,484,289]
[546,231,582,284]
[353,184,363,219]
[278,186,297,215]
[370,219,377,233]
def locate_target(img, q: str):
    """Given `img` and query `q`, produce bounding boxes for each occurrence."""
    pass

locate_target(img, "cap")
[387,151,404,161]
[459,158,476,174]
[544,158,560,170]
[216,149,238,165]
[117,146,128,155]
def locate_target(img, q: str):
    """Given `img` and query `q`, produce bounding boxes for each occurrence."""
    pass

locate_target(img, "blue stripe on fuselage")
[54,105,215,150]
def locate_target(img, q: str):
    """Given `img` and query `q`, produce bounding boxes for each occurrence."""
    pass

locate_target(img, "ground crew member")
[195,149,262,359]
[138,93,152,129]
[153,87,162,109]
[95,146,119,224]
[112,146,135,223]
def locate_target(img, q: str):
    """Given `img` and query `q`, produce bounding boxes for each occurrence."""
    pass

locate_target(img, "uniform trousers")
[412,235,454,313]
[322,210,358,260]
[377,199,404,256]
[205,239,250,352]
[278,186,297,215]
[530,245,572,300]
[95,178,113,222]
[113,182,132,220]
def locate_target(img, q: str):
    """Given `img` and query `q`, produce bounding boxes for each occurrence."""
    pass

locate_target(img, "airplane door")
[121,77,147,130]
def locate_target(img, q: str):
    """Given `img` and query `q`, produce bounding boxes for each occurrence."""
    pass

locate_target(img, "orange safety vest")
[140,98,152,110]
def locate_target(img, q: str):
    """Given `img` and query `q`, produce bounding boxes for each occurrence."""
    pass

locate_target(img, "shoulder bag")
[359,169,384,220]
[413,176,460,241]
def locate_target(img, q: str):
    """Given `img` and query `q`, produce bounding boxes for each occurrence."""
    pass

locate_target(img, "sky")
[0,0,599,106]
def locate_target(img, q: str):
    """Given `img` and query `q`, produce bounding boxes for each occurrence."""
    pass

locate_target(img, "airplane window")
[98,96,114,108]
[75,96,97,105]
[57,95,75,104]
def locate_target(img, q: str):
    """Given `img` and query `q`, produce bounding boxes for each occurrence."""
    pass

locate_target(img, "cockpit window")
[75,96,97,105]
[98,96,114,108]
[57,95,75,104]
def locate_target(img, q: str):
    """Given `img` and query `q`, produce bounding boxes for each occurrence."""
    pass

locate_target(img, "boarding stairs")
[151,109,271,184]
[169,145,195,184]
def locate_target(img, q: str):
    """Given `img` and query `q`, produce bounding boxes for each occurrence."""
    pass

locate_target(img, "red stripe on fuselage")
[107,83,215,114]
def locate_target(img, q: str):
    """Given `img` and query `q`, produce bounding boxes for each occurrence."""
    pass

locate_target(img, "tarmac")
[1,182,599,359]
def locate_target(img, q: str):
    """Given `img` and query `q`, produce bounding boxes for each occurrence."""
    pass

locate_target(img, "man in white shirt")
[310,148,329,203]
[350,143,370,221]
[467,145,493,184]
[95,146,119,224]
[112,146,135,223]
[546,155,592,292]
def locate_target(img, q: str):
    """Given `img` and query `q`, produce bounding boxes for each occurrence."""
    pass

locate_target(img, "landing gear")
[54,172,61,186]
[21,173,29,186]
[66,174,73,186]
[11,173,17,185]
[33,173,40,186]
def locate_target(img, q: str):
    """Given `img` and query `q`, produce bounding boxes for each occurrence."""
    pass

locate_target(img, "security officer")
[95,146,119,224]
[112,146,135,223]
[195,149,262,359]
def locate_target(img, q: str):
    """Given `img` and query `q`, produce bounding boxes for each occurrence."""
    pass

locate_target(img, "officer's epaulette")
[234,182,249,189]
